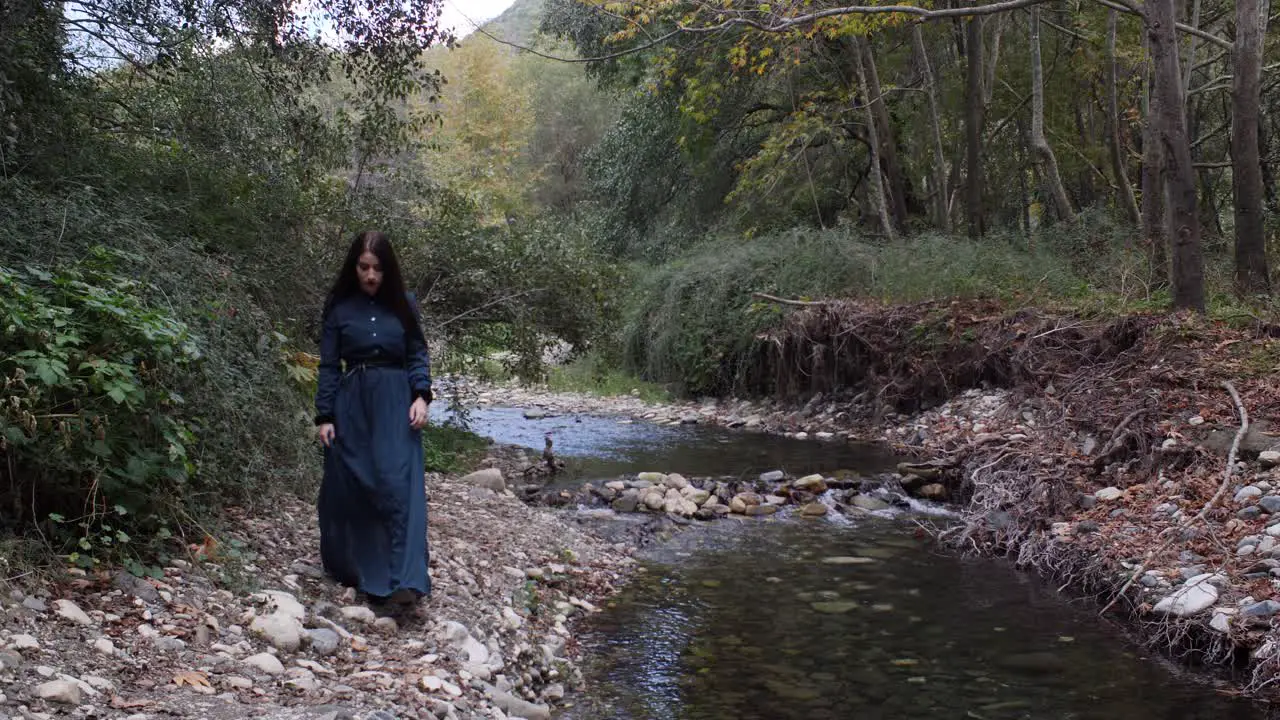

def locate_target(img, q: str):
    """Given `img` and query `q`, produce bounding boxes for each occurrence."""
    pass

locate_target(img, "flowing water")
[461,405,1270,720]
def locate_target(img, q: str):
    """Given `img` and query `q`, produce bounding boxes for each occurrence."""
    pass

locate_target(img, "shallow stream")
[460,405,1269,719]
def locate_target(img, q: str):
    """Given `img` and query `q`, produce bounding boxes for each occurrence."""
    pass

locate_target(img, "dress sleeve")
[406,293,433,405]
[314,305,342,425]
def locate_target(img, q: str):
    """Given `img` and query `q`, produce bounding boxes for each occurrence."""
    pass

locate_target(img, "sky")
[440,0,518,39]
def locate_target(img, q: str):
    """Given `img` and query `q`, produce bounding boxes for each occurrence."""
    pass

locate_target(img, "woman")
[314,230,433,606]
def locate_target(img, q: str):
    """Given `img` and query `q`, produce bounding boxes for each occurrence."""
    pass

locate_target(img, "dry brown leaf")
[173,670,212,689]
[110,696,155,709]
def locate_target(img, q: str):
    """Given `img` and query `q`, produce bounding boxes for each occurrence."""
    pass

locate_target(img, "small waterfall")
[818,491,853,526]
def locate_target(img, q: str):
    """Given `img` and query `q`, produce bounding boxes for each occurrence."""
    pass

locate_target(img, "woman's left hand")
[409,397,429,429]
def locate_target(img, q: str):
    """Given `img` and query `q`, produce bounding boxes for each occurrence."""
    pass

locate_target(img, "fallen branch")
[1098,380,1248,616]
[751,292,831,307]
[1091,408,1148,469]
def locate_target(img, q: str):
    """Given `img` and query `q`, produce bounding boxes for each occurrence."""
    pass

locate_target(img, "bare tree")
[1107,10,1142,224]
[1232,0,1271,296]
[1147,0,1204,310]
[913,24,951,232]
[965,16,986,238]
[1028,7,1074,222]
[853,40,895,239]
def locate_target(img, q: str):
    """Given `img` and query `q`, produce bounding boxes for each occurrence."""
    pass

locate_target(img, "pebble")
[307,628,341,657]
[53,599,93,626]
[34,680,81,705]
[339,606,377,625]
[1242,600,1280,618]
[1260,496,1280,514]
[22,597,48,613]
[1094,487,1123,502]
[10,634,39,651]
[1262,451,1280,468]
[1235,486,1264,505]
[244,653,286,676]
[92,638,115,656]
[759,470,785,483]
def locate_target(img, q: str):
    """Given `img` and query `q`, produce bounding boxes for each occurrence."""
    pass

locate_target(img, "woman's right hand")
[318,423,336,447]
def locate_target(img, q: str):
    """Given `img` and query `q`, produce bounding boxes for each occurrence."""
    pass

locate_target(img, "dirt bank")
[0,467,633,719]
[472,299,1280,699]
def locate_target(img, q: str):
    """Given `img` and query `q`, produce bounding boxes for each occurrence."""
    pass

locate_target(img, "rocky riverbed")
[0,469,632,720]
[463,377,1280,698]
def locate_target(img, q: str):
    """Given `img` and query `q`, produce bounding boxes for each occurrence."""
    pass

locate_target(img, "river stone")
[643,492,664,511]
[681,487,710,505]
[54,599,93,626]
[1211,609,1235,633]
[917,484,946,500]
[462,468,505,492]
[1261,451,1280,468]
[482,681,551,720]
[811,601,859,614]
[1240,507,1264,521]
[1261,496,1280,514]
[244,653,285,675]
[1236,486,1265,504]
[1094,487,1123,502]
[307,628,341,656]
[850,495,890,512]
[1241,600,1280,618]
[339,606,377,625]
[612,495,640,513]
[251,613,303,651]
[636,472,668,485]
[1153,576,1220,616]
[800,503,829,517]
[34,679,81,705]
[745,504,777,517]
[822,556,877,565]
[666,473,690,490]
[760,470,785,483]
[793,475,828,493]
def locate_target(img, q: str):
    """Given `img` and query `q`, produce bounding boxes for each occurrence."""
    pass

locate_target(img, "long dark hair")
[322,231,425,344]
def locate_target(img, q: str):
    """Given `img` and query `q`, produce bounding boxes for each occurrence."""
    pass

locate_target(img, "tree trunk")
[913,25,951,233]
[1107,10,1142,225]
[965,16,986,238]
[858,36,909,231]
[1141,32,1169,286]
[983,12,1006,108]
[854,44,894,239]
[1232,0,1270,295]
[1148,0,1205,311]
[1028,8,1074,223]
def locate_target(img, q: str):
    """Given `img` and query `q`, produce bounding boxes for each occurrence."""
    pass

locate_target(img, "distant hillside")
[481,0,545,47]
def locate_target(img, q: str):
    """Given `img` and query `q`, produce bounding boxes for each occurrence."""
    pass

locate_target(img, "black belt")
[344,358,405,374]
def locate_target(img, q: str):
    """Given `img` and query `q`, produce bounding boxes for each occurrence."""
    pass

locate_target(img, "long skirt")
[318,366,430,599]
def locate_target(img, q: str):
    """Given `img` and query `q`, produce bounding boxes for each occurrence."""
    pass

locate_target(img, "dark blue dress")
[314,292,432,600]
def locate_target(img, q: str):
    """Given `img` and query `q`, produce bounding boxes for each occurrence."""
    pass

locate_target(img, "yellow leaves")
[172,671,212,689]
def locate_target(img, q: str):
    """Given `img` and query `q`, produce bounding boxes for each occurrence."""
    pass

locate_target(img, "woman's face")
[357,251,383,296]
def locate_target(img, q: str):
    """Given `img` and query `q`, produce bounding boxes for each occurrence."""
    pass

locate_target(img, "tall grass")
[616,213,1238,396]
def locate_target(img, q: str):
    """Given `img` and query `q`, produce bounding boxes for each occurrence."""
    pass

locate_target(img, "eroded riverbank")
[456,369,1280,706]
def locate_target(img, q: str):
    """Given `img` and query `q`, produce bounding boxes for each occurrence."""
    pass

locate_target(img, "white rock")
[1154,577,1220,617]
[92,638,115,656]
[82,675,114,692]
[759,470,785,483]
[1210,609,1235,633]
[440,679,464,697]
[665,474,689,490]
[1094,487,1124,502]
[250,613,303,652]
[243,652,285,676]
[10,634,39,650]
[420,675,443,692]
[502,607,523,630]
[34,680,81,705]
[54,599,93,626]
[1262,451,1280,468]
[440,621,490,664]
[462,468,505,492]
[262,591,307,622]
[339,606,377,625]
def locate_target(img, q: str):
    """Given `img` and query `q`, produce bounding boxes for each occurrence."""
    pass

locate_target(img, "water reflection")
[443,406,897,483]
[454,405,1272,719]
[567,520,1270,720]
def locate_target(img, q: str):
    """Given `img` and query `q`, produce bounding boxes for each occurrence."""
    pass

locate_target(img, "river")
[455,405,1268,720]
